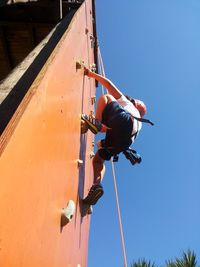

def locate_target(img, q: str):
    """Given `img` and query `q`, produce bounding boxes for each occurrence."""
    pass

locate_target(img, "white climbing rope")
[111,158,128,267]
[97,45,107,95]
[97,45,128,267]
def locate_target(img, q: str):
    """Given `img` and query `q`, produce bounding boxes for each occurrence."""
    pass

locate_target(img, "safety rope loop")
[98,44,128,267]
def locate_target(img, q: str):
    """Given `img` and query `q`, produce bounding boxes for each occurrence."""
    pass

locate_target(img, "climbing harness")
[131,116,154,141]
[114,148,142,165]
[133,115,154,126]
[97,139,142,165]
[123,148,142,165]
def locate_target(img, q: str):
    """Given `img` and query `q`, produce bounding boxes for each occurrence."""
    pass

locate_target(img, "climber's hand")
[84,67,91,76]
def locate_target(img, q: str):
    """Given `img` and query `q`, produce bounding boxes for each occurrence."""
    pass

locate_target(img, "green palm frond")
[131,250,198,267]
[131,259,156,267]
[181,250,197,267]
[166,260,177,267]
[166,250,197,267]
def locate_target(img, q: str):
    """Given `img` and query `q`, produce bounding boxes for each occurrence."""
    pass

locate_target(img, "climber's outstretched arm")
[85,68,122,100]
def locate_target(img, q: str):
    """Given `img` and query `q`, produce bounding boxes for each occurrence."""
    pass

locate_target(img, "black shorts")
[98,101,133,161]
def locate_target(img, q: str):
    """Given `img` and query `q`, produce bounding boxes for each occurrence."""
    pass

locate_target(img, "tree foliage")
[131,250,198,267]
[166,250,197,267]
[131,259,156,267]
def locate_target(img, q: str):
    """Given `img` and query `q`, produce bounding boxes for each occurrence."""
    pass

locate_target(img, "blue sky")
[88,1,200,266]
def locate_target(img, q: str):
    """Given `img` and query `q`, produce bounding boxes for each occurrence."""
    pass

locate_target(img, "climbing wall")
[0,0,96,266]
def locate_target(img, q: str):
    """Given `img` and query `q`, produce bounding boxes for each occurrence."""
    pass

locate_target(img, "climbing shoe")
[83,184,104,205]
[81,114,102,134]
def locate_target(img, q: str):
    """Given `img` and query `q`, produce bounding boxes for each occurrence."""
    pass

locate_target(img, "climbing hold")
[91,96,96,105]
[76,60,84,71]
[77,159,83,167]
[89,110,94,117]
[89,63,96,72]
[90,151,95,159]
[61,200,75,227]
[90,35,95,49]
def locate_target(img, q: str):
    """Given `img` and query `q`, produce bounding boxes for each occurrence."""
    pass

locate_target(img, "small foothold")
[89,63,96,72]
[77,159,83,167]
[61,200,75,227]
[91,96,96,105]
[76,60,84,71]
[90,151,95,159]
[89,36,95,49]
[85,28,89,34]
[90,110,94,117]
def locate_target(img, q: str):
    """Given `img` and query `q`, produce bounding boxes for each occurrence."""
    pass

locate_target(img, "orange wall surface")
[0,1,96,266]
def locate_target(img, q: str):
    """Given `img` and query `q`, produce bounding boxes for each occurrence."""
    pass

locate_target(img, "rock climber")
[81,67,153,206]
